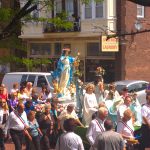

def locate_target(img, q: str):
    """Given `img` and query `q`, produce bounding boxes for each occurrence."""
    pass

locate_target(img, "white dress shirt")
[86,117,105,146]
[56,132,84,150]
[4,111,28,134]
[58,109,78,130]
[117,120,134,138]
[141,104,150,124]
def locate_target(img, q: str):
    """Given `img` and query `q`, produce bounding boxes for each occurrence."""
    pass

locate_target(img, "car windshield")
[115,84,126,92]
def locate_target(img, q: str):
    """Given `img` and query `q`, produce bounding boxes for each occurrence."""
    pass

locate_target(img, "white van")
[2,72,54,93]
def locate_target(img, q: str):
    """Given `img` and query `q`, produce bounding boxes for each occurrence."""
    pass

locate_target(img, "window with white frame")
[85,1,92,19]
[137,5,144,18]
[95,2,103,18]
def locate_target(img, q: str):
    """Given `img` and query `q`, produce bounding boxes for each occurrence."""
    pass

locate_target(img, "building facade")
[116,0,150,82]
[20,0,117,83]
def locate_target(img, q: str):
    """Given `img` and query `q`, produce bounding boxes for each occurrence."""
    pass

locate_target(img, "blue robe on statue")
[52,55,75,97]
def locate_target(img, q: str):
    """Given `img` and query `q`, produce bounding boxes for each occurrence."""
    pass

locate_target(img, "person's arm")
[35,119,43,136]
[141,106,150,127]
[75,119,84,127]
[143,116,150,127]
[86,121,95,146]
[117,122,132,140]
[24,128,32,141]
[78,136,85,150]
[37,127,43,136]
[120,136,126,150]
[4,114,11,136]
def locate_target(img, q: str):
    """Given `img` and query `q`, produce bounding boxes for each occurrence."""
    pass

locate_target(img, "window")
[27,75,36,85]
[137,5,144,18]
[54,43,62,56]
[63,43,71,49]
[56,0,62,14]
[20,75,28,86]
[85,1,92,19]
[65,0,74,16]
[32,9,39,18]
[95,2,103,18]
[136,82,148,91]
[46,75,53,86]
[30,43,51,55]
[37,76,48,87]
[87,43,115,56]
[87,43,99,56]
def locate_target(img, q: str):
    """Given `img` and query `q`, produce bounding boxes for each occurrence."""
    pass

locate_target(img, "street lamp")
[135,20,142,31]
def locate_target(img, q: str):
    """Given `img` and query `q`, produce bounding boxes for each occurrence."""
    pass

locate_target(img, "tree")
[0,0,149,41]
[0,0,103,41]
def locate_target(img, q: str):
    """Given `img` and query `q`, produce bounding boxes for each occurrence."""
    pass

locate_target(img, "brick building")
[116,0,150,82]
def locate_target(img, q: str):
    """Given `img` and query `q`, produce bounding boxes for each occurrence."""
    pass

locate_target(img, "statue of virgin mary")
[52,48,75,97]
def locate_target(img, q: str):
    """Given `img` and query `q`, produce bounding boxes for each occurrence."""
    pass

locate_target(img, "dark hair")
[62,49,71,56]
[63,118,76,132]
[20,86,25,92]
[122,87,128,91]
[104,119,113,130]
[146,93,150,100]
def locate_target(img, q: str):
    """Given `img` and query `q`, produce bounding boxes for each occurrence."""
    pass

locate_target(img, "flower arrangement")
[95,66,105,76]
[68,83,76,96]
[73,51,82,77]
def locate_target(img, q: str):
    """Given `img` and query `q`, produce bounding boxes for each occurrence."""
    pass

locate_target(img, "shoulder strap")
[95,119,104,132]
[119,120,134,135]
[13,110,25,126]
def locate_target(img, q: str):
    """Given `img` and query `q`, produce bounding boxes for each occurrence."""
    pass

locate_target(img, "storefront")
[28,40,116,83]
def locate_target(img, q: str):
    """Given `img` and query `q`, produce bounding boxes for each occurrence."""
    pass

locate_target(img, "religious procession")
[0,47,150,150]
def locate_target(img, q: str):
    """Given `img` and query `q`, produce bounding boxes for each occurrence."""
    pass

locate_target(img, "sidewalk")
[5,142,26,150]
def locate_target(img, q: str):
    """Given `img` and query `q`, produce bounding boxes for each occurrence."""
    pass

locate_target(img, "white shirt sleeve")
[86,121,95,145]
[117,122,124,134]
[141,106,147,118]
[4,113,12,135]
[78,136,85,150]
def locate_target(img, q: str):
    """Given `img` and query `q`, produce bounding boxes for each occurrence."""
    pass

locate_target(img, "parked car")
[2,72,54,93]
[114,80,149,104]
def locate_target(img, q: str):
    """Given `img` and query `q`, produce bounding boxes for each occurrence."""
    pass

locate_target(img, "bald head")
[17,103,25,114]
[98,107,108,120]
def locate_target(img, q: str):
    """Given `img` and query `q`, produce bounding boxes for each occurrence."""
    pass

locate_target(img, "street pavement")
[5,143,25,150]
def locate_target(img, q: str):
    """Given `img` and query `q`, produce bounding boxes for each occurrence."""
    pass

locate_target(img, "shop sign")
[101,35,119,52]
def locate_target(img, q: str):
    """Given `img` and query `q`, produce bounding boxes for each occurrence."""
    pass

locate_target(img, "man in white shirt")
[4,103,30,150]
[58,104,84,131]
[56,118,84,150]
[86,107,108,150]
[141,93,150,149]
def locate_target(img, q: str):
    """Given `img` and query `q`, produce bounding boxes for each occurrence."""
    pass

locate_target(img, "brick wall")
[116,1,150,82]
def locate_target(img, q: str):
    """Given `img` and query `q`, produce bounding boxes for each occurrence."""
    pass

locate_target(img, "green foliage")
[0,35,26,51]
[0,8,13,22]
[81,0,104,4]
[22,58,33,71]
[0,55,22,64]
[51,12,73,31]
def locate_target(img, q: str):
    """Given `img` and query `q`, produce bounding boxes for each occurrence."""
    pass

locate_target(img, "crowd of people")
[0,78,149,150]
